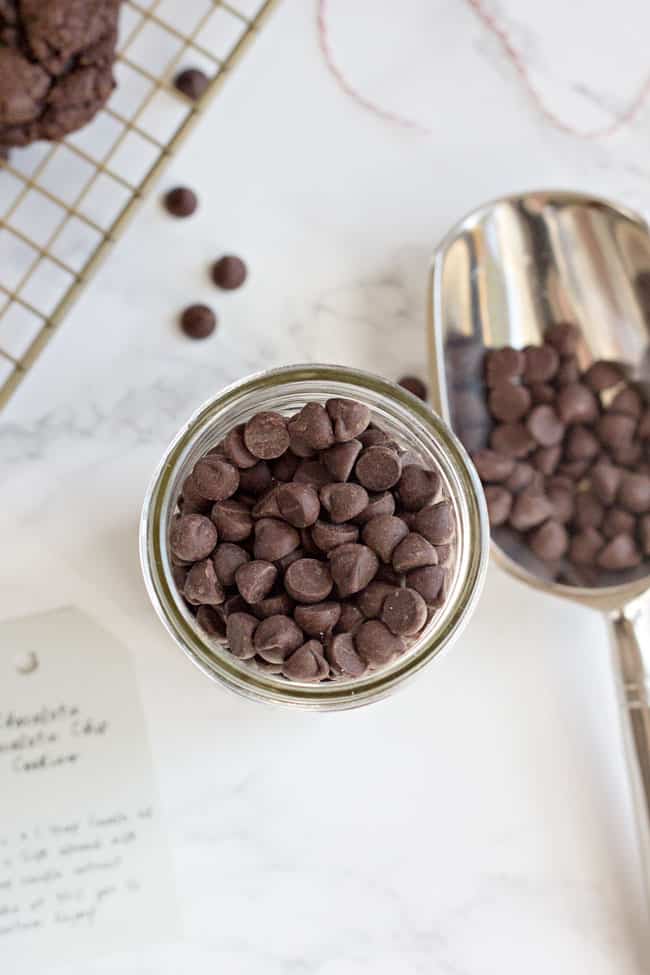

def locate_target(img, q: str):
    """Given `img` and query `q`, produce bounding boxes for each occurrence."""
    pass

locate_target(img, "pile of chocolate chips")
[169,399,455,682]
[455,323,650,583]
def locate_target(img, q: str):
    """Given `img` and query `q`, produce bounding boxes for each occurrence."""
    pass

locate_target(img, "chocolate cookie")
[0,0,121,149]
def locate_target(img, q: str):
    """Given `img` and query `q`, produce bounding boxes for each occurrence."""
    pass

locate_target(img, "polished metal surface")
[429,189,650,905]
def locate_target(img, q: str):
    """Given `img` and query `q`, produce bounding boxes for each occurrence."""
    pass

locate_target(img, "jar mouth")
[140,364,489,710]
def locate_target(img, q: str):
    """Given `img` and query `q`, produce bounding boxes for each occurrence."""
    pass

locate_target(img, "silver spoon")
[429,190,650,893]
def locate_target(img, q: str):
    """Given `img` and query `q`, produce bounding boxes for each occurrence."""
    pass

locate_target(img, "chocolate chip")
[590,462,622,506]
[361,514,409,563]
[413,500,454,544]
[211,255,247,290]
[532,445,561,476]
[223,595,248,617]
[183,558,225,605]
[238,461,272,496]
[170,514,217,561]
[329,544,379,597]
[545,322,580,357]
[311,520,359,552]
[640,515,650,556]
[212,543,250,587]
[546,484,574,524]
[484,347,525,387]
[565,425,600,462]
[602,508,636,540]
[252,592,294,619]
[529,383,555,405]
[484,485,513,527]
[611,386,643,418]
[406,565,445,604]
[271,451,300,482]
[509,489,553,531]
[254,518,300,561]
[180,304,216,339]
[555,358,580,386]
[326,633,366,676]
[244,413,289,460]
[277,483,321,527]
[196,604,226,639]
[569,528,604,565]
[164,186,197,217]
[356,580,396,619]
[487,382,531,423]
[285,558,334,603]
[398,375,428,400]
[288,403,335,452]
[556,383,599,425]
[193,456,239,501]
[392,532,438,573]
[381,588,428,636]
[557,459,590,481]
[584,360,625,392]
[354,491,396,524]
[528,521,568,561]
[181,474,211,514]
[235,560,277,603]
[526,405,564,447]
[320,483,369,523]
[610,442,643,467]
[359,427,392,448]
[223,425,258,469]
[523,345,559,383]
[251,488,282,520]
[294,602,341,637]
[321,439,362,482]
[397,465,441,510]
[174,67,210,99]
[326,398,371,441]
[253,615,304,663]
[336,602,364,634]
[293,460,331,488]
[355,620,404,666]
[596,534,641,570]
[226,612,258,659]
[574,492,604,531]
[471,449,515,483]
[355,446,402,491]
[618,472,650,513]
[490,423,536,458]
[596,413,636,449]
[282,642,330,682]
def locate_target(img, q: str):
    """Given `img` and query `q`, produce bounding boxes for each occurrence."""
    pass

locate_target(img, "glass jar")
[140,364,488,710]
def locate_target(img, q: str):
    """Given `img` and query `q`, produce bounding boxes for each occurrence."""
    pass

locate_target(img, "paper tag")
[0,608,178,968]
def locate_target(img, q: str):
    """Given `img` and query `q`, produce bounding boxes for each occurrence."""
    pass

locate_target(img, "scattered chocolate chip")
[180,304,216,339]
[212,255,247,290]
[164,186,197,218]
[398,375,428,400]
[174,67,210,99]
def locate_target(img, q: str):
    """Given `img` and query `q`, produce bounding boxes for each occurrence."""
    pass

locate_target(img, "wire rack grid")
[0,0,280,410]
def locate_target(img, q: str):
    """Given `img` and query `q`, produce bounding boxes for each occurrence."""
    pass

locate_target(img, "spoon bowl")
[429,190,650,896]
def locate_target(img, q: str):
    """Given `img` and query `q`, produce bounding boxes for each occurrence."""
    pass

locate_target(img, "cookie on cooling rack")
[0,0,121,150]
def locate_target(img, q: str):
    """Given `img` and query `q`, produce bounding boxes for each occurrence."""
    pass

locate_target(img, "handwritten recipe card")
[0,608,178,968]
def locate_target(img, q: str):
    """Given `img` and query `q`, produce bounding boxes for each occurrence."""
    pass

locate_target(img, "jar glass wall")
[140,365,488,710]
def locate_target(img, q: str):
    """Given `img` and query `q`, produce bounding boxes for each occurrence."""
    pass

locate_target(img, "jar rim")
[140,364,489,709]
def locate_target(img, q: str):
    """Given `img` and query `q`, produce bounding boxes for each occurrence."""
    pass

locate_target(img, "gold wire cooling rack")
[0,0,279,409]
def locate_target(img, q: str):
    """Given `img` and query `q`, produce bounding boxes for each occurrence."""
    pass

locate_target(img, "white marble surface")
[2,0,650,971]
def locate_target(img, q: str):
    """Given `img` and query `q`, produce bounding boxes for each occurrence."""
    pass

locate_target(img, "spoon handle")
[609,597,650,898]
